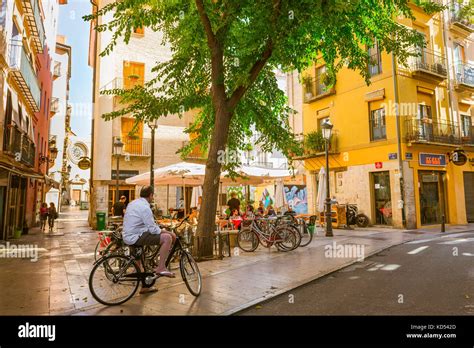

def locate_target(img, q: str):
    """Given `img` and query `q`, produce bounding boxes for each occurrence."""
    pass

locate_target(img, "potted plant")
[304,130,326,154]
[13,227,22,239]
[128,74,140,80]
[302,75,314,100]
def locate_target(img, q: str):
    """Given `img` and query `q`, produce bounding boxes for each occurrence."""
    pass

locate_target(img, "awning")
[0,163,44,180]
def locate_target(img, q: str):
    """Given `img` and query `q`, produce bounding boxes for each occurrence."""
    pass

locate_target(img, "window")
[315,65,329,95]
[368,40,382,77]
[461,115,472,138]
[370,108,386,141]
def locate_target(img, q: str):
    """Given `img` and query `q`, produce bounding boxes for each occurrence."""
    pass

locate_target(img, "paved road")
[239,231,474,315]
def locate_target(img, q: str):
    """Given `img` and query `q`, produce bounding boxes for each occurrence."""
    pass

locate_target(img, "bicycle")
[237,217,299,252]
[275,214,316,248]
[89,230,202,306]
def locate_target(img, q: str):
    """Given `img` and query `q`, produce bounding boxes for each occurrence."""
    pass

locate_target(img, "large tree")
[86,0,442,257]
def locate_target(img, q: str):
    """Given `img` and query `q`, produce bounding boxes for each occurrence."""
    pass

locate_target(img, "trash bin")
[96,212,107,231]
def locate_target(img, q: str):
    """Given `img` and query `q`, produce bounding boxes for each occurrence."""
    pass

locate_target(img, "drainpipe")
[392,52,407,228]
[89,0,98,227]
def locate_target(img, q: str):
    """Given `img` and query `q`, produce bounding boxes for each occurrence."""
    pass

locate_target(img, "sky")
[58,0,93,140]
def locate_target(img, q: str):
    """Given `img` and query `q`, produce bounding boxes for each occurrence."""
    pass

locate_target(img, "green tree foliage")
[85,0,443,256]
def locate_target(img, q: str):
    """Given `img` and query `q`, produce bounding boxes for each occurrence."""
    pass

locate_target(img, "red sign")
[375,162,383,169]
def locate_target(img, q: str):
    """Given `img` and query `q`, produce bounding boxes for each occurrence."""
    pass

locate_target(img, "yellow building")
[299,0,474,229]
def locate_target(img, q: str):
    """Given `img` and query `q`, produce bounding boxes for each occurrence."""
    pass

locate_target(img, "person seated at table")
[257,201,265,216]
[284,205,296,216]
[266,205,276,216]
[229,209,243,230]
[243,204,255,219]
[188,207,199,225]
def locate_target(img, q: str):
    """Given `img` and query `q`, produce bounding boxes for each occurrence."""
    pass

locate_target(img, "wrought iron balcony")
[461,127,474,146]
[303,76,335,103]
[3,124,35,167]
[405,118,461,145]
[53,61,61,79]
[50,97,59,114]
[406,49,447,82]
[21,0,45,52]
[113,136,151,156]
[450,2,474,33]
[454,62,474,91]
[8,40,40,112]
[100,77,146,92]
[297,130,339,158]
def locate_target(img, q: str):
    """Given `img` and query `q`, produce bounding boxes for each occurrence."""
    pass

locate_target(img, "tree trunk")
[196,106,232,258]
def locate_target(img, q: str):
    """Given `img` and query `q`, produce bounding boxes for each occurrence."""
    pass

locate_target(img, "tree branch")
[195,0,217,49]
[227,0,281,111]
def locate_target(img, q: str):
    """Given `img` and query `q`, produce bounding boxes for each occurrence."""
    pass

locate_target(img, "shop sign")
[419,153,446,167]
[78,157,91,170]
[422,174,439,183]
[405,152,413,160]
[450,150,467,166]
[375,162,383,169]
[388,153,397,160]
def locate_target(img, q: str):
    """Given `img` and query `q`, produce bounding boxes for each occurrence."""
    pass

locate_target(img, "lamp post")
[321,119,333,237]
[147,119,159,191]
[113,137,124,203]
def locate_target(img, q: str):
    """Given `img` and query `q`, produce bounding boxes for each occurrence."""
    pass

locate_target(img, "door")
[72,189,81,202]
[123,61,145,89]
[121,118,143,155]
[108,185,135,214]
[418,104,433,141]
[419,171,447,225]
[372,171,392,225]
[464,172,474,223]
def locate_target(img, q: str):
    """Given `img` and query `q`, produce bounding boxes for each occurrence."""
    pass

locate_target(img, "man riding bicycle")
[122,186,176,293]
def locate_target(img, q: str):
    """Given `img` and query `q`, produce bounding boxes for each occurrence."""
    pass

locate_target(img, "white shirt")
[122,197,161,245]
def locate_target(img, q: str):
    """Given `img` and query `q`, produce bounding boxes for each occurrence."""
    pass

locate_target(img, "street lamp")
[113,137,124,203]
[147,119,159,192]
[321,119,333,237]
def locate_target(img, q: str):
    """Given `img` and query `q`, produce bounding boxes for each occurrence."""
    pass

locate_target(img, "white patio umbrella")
[316,167,327,213]
[190,186,203,208]
[274,179,288,211]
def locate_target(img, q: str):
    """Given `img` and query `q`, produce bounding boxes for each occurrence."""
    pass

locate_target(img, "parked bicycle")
[237,217,300,252]
[89,227,202,306]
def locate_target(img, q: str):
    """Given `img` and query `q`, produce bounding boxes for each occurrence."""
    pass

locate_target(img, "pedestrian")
[39,203,49,231]
[227,192,240,216]
[112,195,127,217]
[48,202,58,232]
[257,201,265,216]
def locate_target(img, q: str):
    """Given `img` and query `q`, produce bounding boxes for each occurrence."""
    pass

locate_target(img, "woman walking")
[48,202,57,232]
[39,203,49,231]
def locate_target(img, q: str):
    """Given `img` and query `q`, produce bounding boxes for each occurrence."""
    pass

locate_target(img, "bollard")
[441,215,446,233]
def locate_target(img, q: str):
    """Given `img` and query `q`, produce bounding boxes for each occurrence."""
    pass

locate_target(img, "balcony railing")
[299,131,339,157]
[405,118,461,145]
[21,0,45,52]
[250,161,274,169]
[50,97,59,114]
[8,40,40,112]
[454,62,474,89]
[450,2,474,33]
[113,136,151,156]
[100,77,146,92]
[3,124,35,167]
[406,49,447,81]
[303,76,335,103]
[461,126,474,146]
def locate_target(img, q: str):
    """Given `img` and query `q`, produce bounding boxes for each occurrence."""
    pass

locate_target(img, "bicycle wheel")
[237,229,259,252]
[180,251,202,296]
[275,227,298,252]
[298,221,313,247]
[94,241,101,261]
[89,254,140,306]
